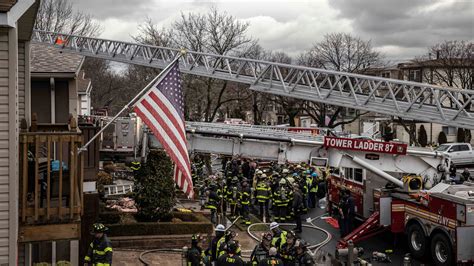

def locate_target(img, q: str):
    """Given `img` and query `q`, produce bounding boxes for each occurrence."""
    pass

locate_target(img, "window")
[442,126,457,136]
[408,70,421,82]
[459,145,470,151]
[343,168,363,183]
[381,71,390,78]
[449,145,460,153]
[354,168,363,183]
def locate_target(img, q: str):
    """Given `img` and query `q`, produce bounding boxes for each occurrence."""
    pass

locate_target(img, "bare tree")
[132,8,255,122]
[35,0,101,36]
[297,33,380,128]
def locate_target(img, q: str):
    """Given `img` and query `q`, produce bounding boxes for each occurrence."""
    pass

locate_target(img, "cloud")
[329,0,474,58]
[73,0,473,60]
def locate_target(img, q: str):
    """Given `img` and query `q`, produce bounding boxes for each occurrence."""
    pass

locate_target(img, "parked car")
[435,143,474,166]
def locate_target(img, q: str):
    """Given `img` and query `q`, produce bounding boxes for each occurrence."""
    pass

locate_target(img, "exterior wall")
[68,79,78,118]
[0,26,19,265]
[79,93,91,115]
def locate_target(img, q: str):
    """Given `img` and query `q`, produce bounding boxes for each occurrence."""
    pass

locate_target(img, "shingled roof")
[0,0,17,12]
[31,43,84,74]
[77,71,92,94]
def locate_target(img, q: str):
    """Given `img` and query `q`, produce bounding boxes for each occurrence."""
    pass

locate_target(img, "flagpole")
[78,49,187,154]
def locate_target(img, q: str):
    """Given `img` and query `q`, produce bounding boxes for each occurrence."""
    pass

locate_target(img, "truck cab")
[435,143,474,167]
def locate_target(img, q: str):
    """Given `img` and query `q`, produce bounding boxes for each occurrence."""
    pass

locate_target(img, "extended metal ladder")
[32,30,474,129]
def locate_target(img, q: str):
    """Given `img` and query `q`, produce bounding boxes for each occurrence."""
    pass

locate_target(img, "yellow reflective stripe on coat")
[84,256,91,261]
[104,247,113,252]
[95,263,111,266]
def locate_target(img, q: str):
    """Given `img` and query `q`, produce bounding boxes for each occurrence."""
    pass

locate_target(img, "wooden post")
[80,137,84,216]
[21,135,27,223]
[58,137,63,219]
[34,136,39,221]
[69,137,75,219]
[46,136,51,220]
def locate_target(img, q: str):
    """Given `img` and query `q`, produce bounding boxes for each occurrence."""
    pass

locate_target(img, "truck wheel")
[407,223,427,259]
[431,233,453,266]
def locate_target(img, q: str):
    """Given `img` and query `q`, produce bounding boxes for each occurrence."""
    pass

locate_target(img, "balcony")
[18,116,83,242]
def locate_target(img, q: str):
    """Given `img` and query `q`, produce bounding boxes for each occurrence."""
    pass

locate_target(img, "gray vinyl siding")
[0,27,10,264]
[18,41,26,121]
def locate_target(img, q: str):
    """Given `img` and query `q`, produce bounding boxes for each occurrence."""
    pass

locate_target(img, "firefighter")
[205,186,220,224]
[269,222,288,251]
[255,173,271,220]
[274,179,290,222]
[285,181,294,221]
[294,240,314,265]
[343,189,355,235]
[258,247,283,266]
[462,168,472,182]
[279,231,297,265]
[130,161,141,171]
[292,184,304,233]
[84,223,113,266]
[299,171,309,213]
[239,181,251,225]
[250,232,272,266]
[217,230,241,258]
[306,172,318,208]
[227,177,240,218]
[208,224,226,262]
[187,234,203,266]
[216,240,245,266]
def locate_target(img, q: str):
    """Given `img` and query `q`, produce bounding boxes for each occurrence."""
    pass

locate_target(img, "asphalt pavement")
[281,206,430,266]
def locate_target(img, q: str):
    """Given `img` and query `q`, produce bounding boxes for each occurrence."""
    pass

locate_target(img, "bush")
[418,125,428,147]
[438,131,447,144]
[133,150,176,222]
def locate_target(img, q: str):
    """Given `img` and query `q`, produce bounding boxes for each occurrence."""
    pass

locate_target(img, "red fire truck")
[322,137,474,266]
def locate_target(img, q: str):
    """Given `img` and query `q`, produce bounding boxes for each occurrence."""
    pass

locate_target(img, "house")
[0,1,39,264]
[30,43,84,123]
[1,2,96,265]
[77,71,93,116]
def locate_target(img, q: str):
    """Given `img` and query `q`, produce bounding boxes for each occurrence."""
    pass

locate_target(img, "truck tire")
[431,233,453,266]
[407,223,427,259]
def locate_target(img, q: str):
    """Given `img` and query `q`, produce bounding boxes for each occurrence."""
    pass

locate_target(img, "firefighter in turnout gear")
[306,172,318,208]
[258,247,283,266]
[227,177,240,218]
[255,173,271,220]
[294,239,314,266]
[216,240,245,266]
[269,222,287,251]
[279,231,297,265]
[130,161,141,171]
[250,232,272,266]
[239,181,252,225]
[208,224,226,263]
[273,179,289,222]
[84,223,113,266]
[187,234,203,266]
[217,230,241,258]
[205,186,220,224]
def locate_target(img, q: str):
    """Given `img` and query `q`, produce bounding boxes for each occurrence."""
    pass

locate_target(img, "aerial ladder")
[32,30,474,129]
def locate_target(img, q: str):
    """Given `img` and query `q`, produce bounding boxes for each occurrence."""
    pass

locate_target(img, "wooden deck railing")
[19,117,84,224]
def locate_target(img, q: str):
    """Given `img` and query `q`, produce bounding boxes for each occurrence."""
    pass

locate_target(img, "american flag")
[134,63,194,198]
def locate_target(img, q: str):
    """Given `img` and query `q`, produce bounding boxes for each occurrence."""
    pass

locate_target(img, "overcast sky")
[73,0,473,61]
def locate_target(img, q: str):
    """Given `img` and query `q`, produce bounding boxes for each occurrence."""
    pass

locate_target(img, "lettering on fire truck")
[324,137,407,155]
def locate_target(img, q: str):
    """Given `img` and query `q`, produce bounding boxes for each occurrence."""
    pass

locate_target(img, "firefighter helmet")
[282,169,289,174]
[91,223,108,233]
[215,224,226,232]
[269,222,279,230]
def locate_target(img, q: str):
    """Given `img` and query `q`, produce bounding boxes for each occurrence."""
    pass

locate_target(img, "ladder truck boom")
[32,30,474,129]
